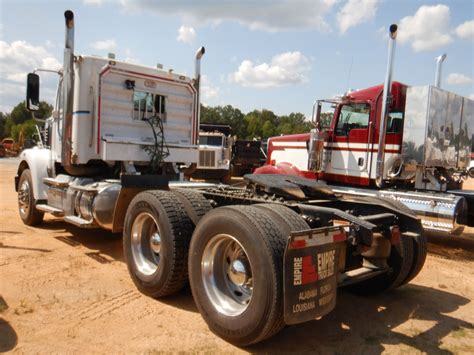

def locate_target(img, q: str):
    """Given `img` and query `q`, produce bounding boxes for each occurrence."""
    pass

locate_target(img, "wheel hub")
[130,212,161,278]
[150,233,161,254]
[228,258,249,287]
[18,181,30,215]
[201,234,253,317]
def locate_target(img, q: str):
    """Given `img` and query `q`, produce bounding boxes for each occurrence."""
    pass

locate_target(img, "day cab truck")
[257,25,474,236]
[16,13,427,345]
[190,123,232,183]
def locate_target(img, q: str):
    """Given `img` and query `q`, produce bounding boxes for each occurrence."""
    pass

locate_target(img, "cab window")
[133,91,166,121]
[200,135,223,146]
[335,103,370,136]
[386,111,403,133]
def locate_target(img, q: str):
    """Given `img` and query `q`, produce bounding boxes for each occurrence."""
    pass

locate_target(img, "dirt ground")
[1,157,473,354]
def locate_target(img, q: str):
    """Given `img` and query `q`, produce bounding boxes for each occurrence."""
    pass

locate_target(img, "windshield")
[200,135,223,146]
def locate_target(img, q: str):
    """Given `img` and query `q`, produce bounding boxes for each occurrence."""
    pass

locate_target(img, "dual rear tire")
[123,194,309,345]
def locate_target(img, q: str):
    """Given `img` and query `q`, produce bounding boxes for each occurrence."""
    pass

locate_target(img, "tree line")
[200,104,313,140]
[0,101,52,142]
[0,101,315,142]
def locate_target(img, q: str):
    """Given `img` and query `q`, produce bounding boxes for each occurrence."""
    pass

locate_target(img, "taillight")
[390,226,401,245]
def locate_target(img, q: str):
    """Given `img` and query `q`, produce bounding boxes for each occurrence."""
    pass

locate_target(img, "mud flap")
[283,226,346,325]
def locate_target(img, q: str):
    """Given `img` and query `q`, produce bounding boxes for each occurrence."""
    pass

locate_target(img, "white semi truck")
[16,11,428,345]
[191,124,232,183]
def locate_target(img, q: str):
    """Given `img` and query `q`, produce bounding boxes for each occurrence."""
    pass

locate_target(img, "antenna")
[345,56,354,91]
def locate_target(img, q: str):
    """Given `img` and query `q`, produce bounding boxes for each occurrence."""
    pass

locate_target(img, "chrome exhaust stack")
[375,24,398,188]
[194,47,205,144]
[434,53,446,88]
[62,10,75,166]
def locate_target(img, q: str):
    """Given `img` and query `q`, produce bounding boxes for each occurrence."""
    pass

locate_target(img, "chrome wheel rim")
[18,180,30,217]
[201,234,253,317]
[131,212,161,278]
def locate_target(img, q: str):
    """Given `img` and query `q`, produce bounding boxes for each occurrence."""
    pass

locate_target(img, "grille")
[199,150,216,167]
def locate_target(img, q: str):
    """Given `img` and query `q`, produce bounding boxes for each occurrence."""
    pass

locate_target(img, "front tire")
[188,205,288,346]
[18,169,44,226]
[123,190,193,298]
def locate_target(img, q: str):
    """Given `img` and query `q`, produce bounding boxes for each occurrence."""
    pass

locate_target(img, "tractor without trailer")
[190,123,232,183]
[257,24,474,236]
[16,12,427,345]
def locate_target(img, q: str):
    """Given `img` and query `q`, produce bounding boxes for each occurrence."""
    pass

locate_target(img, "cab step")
[36,204,64,217]
[64,215,97,228]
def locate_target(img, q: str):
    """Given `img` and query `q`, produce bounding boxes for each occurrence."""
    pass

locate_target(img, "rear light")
[291,239,306,249]
[390,226,401,245]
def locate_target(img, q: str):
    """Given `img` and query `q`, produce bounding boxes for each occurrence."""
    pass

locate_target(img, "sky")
[0,0,473,118]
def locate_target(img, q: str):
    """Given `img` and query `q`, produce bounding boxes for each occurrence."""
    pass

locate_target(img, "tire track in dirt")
[65,289,142,323]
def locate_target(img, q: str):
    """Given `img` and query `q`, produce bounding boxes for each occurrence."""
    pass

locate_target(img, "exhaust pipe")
[62,10,75,166]
[434,53,446,88]
[194,46,205,144]
[375,24,398,188]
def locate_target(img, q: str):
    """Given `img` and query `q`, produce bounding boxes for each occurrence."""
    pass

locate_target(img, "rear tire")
[172,189,212,226]
[188,205,288,346]
[400,231,427,285]
[123,190,193,298]
[254,203,308,232]
[18,169,44,226]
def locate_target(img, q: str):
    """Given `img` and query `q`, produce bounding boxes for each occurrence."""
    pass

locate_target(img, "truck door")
[329,102,371,184]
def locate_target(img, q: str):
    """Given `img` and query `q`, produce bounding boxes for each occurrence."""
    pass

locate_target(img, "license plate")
[283,226,346,325]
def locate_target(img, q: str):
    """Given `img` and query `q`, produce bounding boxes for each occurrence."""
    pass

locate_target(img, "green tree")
[0,112,6,138]
[11,119,38,142]
[10,101,53,125]
[200,104,246,138]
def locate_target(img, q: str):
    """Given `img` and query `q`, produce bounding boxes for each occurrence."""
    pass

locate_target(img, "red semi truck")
[257,25,473,235]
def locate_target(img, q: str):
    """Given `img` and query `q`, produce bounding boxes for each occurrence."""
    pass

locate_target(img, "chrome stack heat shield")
[330,186,467,235]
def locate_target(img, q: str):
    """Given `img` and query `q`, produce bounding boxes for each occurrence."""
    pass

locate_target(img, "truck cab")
[191,124,232,182]
[260,82,474,234]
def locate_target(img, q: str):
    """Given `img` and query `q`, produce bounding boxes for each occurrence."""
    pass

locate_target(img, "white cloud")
[177,25,196,44]
[397,5,452,51]
[337,0,378,34]
[83,0,105,5]
[119,0,336,32]
[230,51,311,88]
[469,93,474,100]
[201,75,220,103]
[446,73,473,85]
[123,48,139,64]
[455,20,474,40]
[90,39,116,51]
[0,40,61,112]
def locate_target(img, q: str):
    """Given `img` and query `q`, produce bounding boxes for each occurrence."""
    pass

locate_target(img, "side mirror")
[26,73,40,111]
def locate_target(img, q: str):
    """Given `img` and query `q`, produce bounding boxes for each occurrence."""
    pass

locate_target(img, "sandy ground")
[1,157,473,354]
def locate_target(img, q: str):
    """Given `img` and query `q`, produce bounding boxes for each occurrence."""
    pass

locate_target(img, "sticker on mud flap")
[283,226,345,325]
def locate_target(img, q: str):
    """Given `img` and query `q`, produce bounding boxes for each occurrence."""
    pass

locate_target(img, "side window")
[133,91,166,121]
[386,112,403,133]
[335,103,370,136]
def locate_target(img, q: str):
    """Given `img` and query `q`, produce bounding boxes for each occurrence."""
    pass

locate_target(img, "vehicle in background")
[231,139,262,176]
[192,123,232,183]
[256,25,473,235]
[1,138,15,150]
